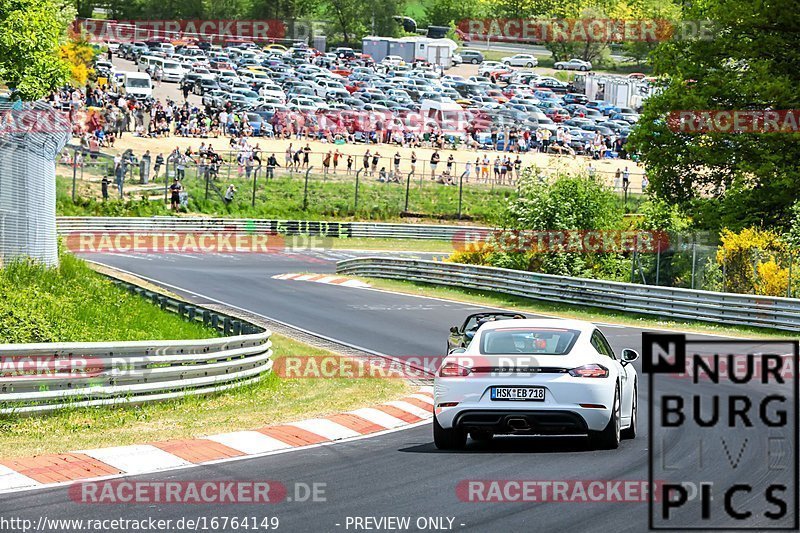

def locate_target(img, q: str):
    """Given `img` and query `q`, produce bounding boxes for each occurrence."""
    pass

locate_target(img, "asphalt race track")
[1,249,795,532]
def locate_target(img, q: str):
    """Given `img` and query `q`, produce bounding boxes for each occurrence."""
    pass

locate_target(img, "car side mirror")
[449,347,467,354]
[449,326,459,334]
[621,349,639,365]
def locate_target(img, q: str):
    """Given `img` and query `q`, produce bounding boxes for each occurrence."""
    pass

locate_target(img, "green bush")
[0,253,217,343]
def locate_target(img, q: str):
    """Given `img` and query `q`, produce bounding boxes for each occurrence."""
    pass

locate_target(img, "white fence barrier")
[0,279,272,415]
[336,257,800,331]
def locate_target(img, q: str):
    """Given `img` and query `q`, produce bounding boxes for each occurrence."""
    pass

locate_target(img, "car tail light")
[439,362,472,377]
[568,364,609,378]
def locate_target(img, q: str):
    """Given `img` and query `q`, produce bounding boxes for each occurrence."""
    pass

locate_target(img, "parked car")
[501,54,539,68]
[563,92,589,105]
[554,58,593,71]
[460,50,484,64]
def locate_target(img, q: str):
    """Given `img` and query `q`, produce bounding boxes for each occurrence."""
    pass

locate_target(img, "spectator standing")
[266,153,279,179]
[429,150,440,180]
[322,151,332,176]
[169,178,182,210]
[363,150,371,175]
[393,151,401,178]
[154,153,164,179]
[101,176,110,200]
[139,150,151,184]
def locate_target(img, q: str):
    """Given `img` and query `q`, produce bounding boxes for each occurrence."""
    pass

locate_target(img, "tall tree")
[628,0,800,231]
[0,0,73,99]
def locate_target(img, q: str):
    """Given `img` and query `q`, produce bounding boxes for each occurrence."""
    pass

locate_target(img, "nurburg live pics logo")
[643,333,799,530]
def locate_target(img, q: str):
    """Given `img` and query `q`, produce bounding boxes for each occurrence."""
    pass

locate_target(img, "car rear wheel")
[471,58,479,64]
[621,384,637,439]
[588,386,621,450]
[526,62,533,67]
[433,415,467,450]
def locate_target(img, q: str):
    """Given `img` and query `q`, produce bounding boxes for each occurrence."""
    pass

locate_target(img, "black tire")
[526,62,533,67]
[580,66,588,71]
[471,58,479,64]
[621,384,637,439]
[433,415,467,450]
[588,386,621,450]
[470,430,493,442]
[556,64,564,70]
[504,61,511,66]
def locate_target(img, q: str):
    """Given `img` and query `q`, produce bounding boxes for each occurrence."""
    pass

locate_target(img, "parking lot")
[97,43,644,189]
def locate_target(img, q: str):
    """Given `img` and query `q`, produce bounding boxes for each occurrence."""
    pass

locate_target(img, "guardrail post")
[71,149,78,201]
[223,317,231,335]
[251,167,258,207]
[211,314,219,330]
[203,310,211,325]
[404,171,412,212]
[354,169,362,214]
[233,321,242,335]
[457,171,466,220]
[302,167,313,211]
[655,246,661,286]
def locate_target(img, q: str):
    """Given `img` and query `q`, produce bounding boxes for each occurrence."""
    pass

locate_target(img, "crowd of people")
[51,77,640,208]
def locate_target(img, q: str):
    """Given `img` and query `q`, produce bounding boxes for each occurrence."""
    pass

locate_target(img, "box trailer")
[362,37,391,63]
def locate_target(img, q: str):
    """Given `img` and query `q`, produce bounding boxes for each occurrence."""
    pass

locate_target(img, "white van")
[420,100,471,141]
[148,57,184,82]
[151,42,175,56]
[121,71,153,99]
[137,55,159,73]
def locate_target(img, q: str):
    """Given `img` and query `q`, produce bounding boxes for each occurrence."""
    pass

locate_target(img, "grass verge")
[0,334,408,458]
[328,237,455,253]
[56,174,513,223]
[0,252,217,343]
[353,276,795,339]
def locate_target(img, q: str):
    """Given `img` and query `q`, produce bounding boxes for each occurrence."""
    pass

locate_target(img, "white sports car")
[433,318,639,450]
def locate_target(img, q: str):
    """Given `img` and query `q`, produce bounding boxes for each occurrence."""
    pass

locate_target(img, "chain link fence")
[0,102,70,266]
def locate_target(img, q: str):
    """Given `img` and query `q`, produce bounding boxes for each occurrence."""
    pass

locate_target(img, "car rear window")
[480,328,580,355]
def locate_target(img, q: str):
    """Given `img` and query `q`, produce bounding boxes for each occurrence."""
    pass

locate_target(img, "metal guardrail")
[336,257,800,332]
[0,279,272,415]
[56,217,489,242]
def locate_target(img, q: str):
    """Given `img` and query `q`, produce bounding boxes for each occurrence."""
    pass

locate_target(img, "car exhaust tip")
[507,417,530,431]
